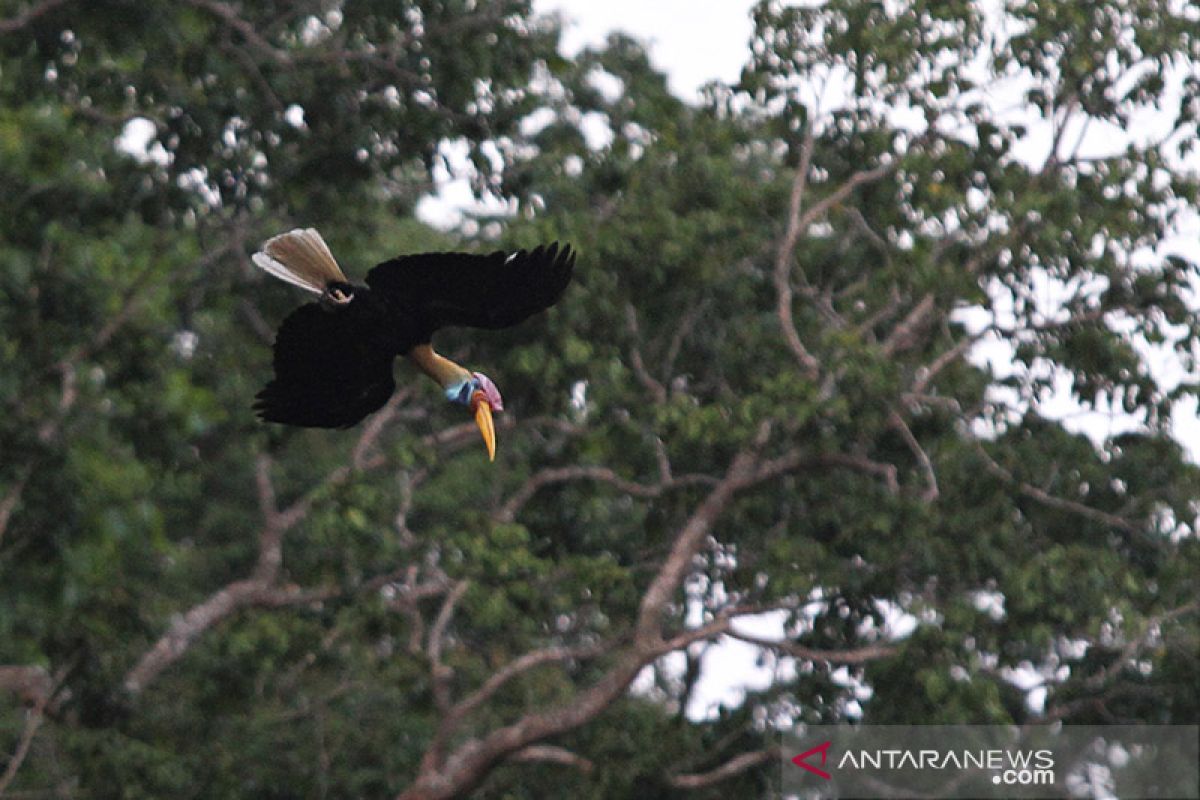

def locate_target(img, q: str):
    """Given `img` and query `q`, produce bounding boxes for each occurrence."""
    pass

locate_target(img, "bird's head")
[446,372,504,461]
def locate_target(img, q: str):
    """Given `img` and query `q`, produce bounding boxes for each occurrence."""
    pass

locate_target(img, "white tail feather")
[252,228,347,294]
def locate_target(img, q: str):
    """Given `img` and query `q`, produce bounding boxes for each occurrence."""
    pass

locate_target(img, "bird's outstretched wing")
[254,303,395,428]
[364,242,575,334]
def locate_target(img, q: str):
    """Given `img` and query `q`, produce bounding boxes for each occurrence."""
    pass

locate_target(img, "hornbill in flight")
[252,228,575,460]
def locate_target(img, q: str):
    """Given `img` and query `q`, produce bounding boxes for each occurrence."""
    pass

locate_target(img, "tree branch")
[636,439,767,644]
[795,159,896,232]
[1085,599,1200,691]
[974,442,1140,534]
[1036,599,1196,724]
[668,747,781,790]
[183,0,292,65]
[774,129,899,382]
[125,406,408,695]
[427,580,470,715]
[495,465,717,523]
[662,301,705,384]
[0,668,52,709]
[0,666,67,797]
[811,452,900,495]
[774,132,823,381]
[443,642,609,734]
[881,292,935,356]
[123,579,284,694]
[625,304,668,404]
[124,406,555,695]
[724,630,898,665]
[397,431,804,800]
[911,332,981,394]
[508,745,594,774]
[889,409,939,502]
[0,472,29,546]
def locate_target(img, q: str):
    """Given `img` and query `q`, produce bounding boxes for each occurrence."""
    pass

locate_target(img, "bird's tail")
[252,228,348,294]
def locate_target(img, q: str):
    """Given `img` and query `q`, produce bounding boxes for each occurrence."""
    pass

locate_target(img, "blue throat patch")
[445,378,474,405]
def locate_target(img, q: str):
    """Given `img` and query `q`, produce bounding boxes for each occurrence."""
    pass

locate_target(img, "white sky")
[535,0,758,99]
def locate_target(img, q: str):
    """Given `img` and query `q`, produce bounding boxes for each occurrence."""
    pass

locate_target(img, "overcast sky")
[534,0,758,100]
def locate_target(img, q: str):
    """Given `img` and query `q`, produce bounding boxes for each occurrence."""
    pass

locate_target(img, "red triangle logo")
[791,740,832,780]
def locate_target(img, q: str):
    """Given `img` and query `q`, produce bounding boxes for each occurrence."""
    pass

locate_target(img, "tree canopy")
[1,1,1198,798]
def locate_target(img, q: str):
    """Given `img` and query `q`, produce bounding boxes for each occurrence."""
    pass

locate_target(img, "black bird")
[252,228,575,460]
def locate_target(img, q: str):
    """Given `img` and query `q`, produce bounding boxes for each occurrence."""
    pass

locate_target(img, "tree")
[2,1,1198,798]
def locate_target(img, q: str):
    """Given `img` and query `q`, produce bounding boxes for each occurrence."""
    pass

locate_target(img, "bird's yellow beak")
[471,391,496,462]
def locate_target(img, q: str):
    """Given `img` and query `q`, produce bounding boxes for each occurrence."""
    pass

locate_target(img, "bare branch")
[911,333,980,394]
[0,472,29,546]
[774,132,823,381]
[253,454,279,521]
[383,566,451,656]
[774,129,898,382]
[668,748,781,790]
[0,666,68,797]
[625,305,668,404]
[398,435,807,800]
[400,650,650,799]
[974,442,1140,534]
[184,0,292,65]
[124,578,278,694]
[393,468,428,547]
[496,465,717,523]
[253,455,292,582]
[654,437,673,483]
[855,284,904,340]
[352,389,411,469]
[661,616,739,652]
[508,745,595,774]
[383,571,451,610]
[427,581,470,665]
[0,667,52,709]
[795,159,896,232]
[812,452,900,495]
[1044,95,1080,172]
[721,447,899,495]
[0,707,46,796]
[445,642,608,732]
[125,394,545,695]
[417,579,472,774]
[843,204,891,263]
[637,446,765,644]
[428,581,470,714]
[725,631,898,665]
[662,301,705,383]
[889,410,939,502]
[1086,600,1199,690]
[881,293,935,356]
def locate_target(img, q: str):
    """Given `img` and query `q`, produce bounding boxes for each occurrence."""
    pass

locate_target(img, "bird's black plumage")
[254,242,575,428]
[366,242,575,336]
